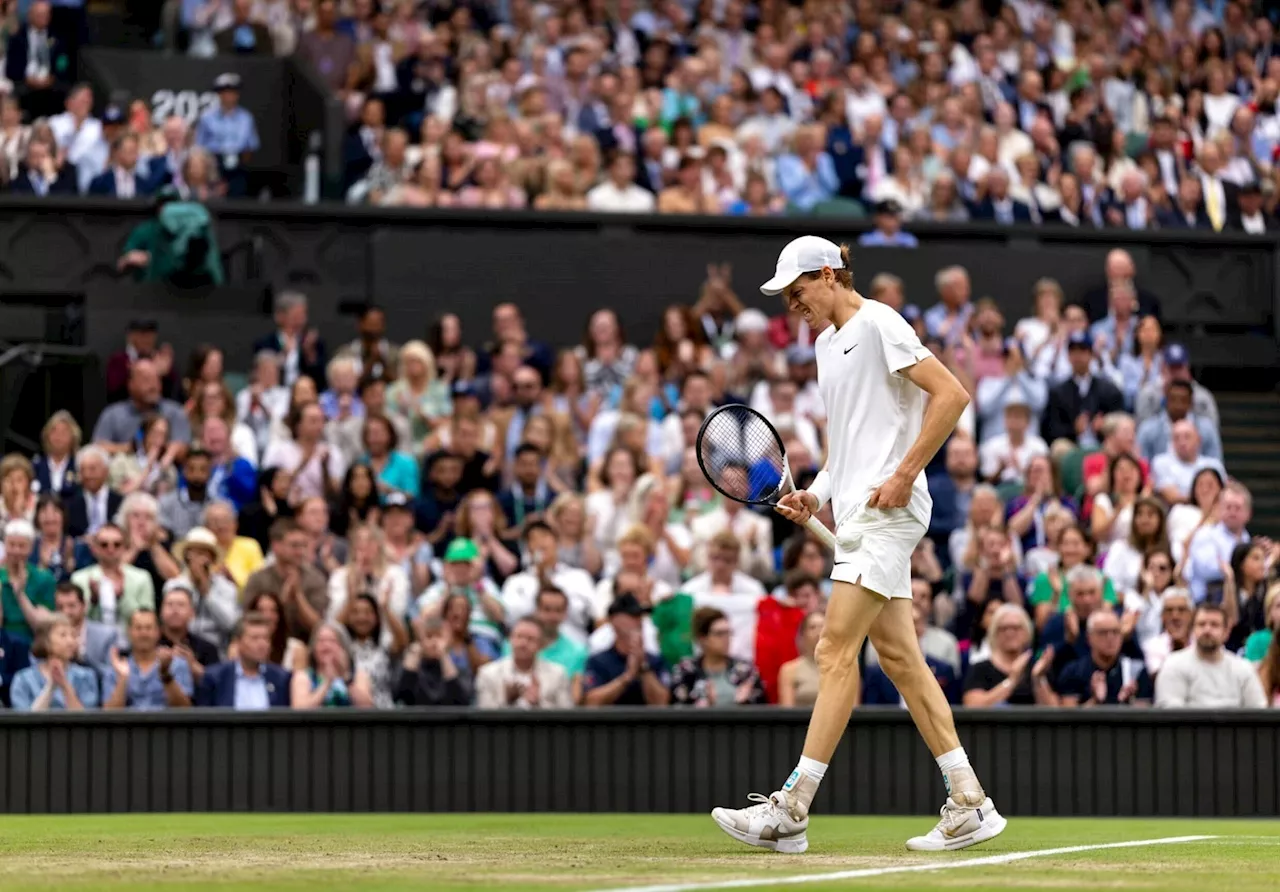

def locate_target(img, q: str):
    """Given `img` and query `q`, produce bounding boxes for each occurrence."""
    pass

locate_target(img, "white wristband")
[806,470,832,510]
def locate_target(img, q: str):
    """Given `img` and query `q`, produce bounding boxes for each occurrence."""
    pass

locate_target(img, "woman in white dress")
[1090,452,1146,552]
[1167,466,1225,564]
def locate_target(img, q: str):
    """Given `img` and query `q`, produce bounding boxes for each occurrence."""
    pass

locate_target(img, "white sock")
[783,756,828,792]
[935,747,970,773]
[936,747,977,800]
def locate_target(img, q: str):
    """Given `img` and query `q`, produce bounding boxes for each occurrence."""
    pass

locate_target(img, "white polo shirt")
[817,299,934,529]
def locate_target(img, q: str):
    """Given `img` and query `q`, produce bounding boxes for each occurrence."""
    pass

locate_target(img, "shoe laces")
[742,792,789,818]
[935,799,975,834]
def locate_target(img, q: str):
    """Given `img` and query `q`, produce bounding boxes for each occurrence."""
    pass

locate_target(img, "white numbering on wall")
[151,89,219,125]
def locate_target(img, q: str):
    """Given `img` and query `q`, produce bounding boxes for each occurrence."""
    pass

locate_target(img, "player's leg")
[710,579,884,853]
[868,599,1007,851]
[793,579,883,776]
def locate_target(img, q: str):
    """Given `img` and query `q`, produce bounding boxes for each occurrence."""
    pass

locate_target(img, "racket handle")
[803,516,838,552]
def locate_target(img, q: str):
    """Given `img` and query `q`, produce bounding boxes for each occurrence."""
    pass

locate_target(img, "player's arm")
[897,356,971,481]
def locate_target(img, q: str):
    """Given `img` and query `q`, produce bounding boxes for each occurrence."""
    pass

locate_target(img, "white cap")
[760,236,845,296]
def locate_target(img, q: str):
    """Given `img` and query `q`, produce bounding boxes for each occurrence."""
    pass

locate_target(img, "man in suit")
[1197,141,1238,233]
[54,579,119,682]
[1014,70,1053,133]
[251,290,328,388]
[1103,169,1152,229]
[846,113,893,202]
[475,617,574,708]
[195,613,292,709]
[1041,331,1124,447]
[968,168,1034,223]
[1149,115,1184,197]
[143,116,189,192]
[87,132,155,198]
[1228,181,1273,234]
[635,125,668,194]
[1081,248,1161,321]
[63,446,123,539]
[214,0,274,56]
[1157,177,1212,230]
[5,1,69,120]
[342,96,384,191]
[69,523,157,634]
[8,135,77,195]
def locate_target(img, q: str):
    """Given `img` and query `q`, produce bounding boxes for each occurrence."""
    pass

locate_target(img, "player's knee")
[815,632,858,678]
[877,642,925,684]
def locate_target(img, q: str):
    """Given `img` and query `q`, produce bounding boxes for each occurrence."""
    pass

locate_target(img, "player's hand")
[776,490,819,525]
[868,471,912,510]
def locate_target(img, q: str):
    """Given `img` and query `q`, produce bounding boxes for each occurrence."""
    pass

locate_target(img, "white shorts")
[830,507,927,601]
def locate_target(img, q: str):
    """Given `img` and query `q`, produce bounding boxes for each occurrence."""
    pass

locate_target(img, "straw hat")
[173,526,224,565]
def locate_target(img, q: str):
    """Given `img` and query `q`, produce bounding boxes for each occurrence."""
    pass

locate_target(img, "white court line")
[587,835,1218,892]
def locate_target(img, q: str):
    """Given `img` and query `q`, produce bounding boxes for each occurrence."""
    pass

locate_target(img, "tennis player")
[711,236,1006,853]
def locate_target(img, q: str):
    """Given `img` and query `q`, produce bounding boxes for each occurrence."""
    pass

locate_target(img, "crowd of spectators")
[0,43,258,201]
[6,0,1280,221]
[0,246,1274,713]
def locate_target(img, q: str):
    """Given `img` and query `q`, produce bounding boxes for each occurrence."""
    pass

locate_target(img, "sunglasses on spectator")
[1148,561,1172,571]
[97,539,124,550]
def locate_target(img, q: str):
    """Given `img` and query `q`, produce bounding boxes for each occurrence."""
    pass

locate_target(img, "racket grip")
[803,516,838,552]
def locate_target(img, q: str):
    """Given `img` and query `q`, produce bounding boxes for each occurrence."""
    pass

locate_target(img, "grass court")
[0,814,1275,891]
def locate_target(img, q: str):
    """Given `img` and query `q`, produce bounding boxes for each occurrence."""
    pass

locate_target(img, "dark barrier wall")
[0,709,1276,816]
[1,199,1277,378]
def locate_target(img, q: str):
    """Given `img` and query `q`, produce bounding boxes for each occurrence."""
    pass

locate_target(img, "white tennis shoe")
[711,791,810,854]
[905,795,1007,852]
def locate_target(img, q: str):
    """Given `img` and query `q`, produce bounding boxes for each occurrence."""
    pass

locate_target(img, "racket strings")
[698,406,787,503]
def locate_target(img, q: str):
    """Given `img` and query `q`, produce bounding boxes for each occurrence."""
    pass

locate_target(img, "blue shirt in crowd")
[9,663,101,711]
[364,451,422,500]
[195,106,261,157]
[102,655,194,709]
[858,229,919,248]
[582,648,669,706]
[234,660,272,710]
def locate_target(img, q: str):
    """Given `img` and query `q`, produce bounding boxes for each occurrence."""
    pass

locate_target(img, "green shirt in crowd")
[1244,629,1273,662]
[1028,570,1118,612]
[0,565,57,640]
[651,593,696,668]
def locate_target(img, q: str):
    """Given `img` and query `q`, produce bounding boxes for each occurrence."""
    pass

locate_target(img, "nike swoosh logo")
[844,343,859,354]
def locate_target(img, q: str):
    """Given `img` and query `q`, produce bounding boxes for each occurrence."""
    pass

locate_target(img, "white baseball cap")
[759,236,845,296]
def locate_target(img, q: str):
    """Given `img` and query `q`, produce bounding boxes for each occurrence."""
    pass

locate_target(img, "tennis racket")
[694,403,837,551]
